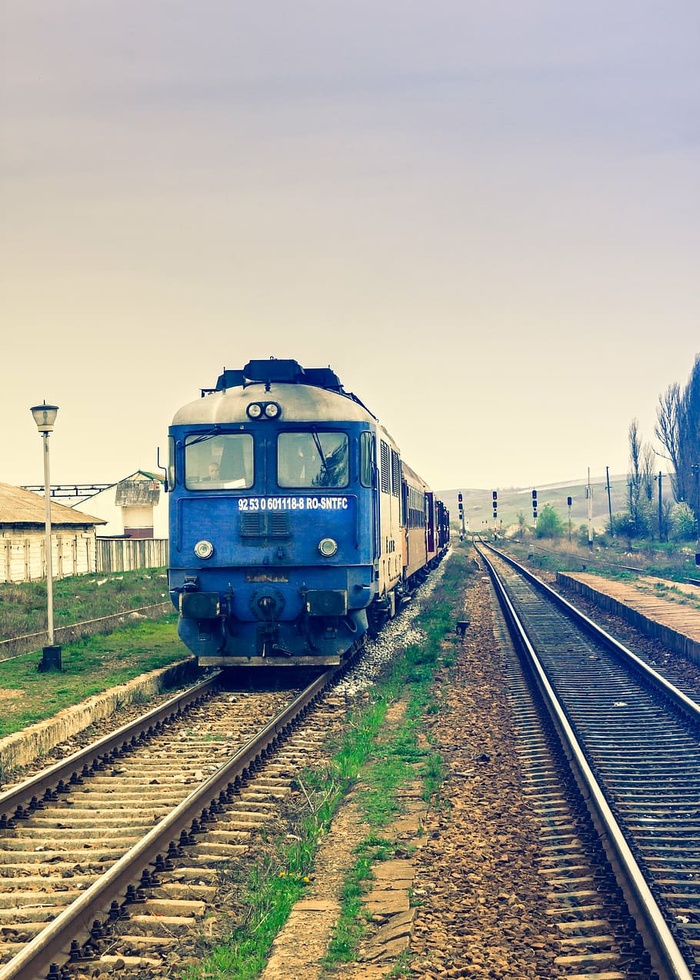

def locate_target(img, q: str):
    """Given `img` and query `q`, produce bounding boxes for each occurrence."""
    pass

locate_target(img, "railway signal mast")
[586,468,593,549]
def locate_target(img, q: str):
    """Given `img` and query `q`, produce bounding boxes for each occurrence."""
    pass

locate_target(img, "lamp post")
[30,401,62,671]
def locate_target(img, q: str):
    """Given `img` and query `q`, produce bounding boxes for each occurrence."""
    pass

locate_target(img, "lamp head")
[30,402,59,433]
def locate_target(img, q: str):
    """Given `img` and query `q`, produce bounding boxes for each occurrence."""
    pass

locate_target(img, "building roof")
[114,473,163,507]
[0,483,105,527]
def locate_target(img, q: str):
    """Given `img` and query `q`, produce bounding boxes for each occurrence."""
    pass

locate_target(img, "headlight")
[247,401,281,420]
[194,539,215,559]
[318,537,338,557]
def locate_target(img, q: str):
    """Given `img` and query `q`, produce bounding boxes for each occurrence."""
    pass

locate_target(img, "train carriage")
[401,462,430,585]
[166,358,448,667]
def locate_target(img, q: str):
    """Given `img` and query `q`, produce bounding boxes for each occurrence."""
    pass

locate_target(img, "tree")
[517,510,527,540]
[641,442,655,503]
[656,354,700,524]
[656,382,682,498]
[627,419,652,537]
[535,503,563,539]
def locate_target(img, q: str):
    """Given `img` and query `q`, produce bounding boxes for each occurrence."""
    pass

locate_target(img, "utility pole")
[655,471,664,541]
[605,466,614,538]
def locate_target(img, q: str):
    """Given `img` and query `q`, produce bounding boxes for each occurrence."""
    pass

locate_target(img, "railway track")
[0,668,343,979]
[479,543,700,980]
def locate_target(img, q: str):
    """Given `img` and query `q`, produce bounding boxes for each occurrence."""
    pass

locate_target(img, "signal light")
[532,489,538,518]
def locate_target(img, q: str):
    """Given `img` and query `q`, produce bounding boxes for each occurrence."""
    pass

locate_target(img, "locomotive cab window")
[185,433,253,489]
[277,431,349,488]
[167,435,176,488]
[360,431,374,487]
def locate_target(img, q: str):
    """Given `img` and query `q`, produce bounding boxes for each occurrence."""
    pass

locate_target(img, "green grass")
[502,535,700,583]
[185,862,313,980]
[325,837,394,963]
[0,568,170,640]
[321,564,468,969]
[0,616,184,738]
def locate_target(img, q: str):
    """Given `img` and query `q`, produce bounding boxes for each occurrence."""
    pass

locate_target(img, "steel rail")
[477,544,694,980]
[0,666,336,980]
[0,675,219,824]
[481,542,700,724]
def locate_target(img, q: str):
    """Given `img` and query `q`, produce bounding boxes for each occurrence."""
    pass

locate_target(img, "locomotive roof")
[401,460,430,491]
[206,359,373,414]
[172,357,386,429]
[213,359,344,394]
[172,379,388,430]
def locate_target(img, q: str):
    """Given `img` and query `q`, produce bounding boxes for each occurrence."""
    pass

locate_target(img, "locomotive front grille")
[240,512,291,538]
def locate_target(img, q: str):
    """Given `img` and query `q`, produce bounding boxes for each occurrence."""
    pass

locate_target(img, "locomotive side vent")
[240,513,291,539]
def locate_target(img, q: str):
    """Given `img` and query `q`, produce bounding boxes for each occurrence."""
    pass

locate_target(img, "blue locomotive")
[166,358,449,667]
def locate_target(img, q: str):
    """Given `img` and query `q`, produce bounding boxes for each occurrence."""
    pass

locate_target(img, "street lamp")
[30,401,62,671]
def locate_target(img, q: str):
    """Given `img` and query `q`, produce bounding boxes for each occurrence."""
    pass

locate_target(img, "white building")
[72,471,168,539]
[0,482,105,583]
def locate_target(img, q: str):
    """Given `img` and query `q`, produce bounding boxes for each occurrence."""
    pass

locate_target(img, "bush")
[535,503,564,539]
[670,502,698,541]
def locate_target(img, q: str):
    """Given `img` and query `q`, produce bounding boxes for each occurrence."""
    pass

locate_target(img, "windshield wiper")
[311,431,331,480]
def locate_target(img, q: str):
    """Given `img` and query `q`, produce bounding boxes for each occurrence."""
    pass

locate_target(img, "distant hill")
[438,476,672,534]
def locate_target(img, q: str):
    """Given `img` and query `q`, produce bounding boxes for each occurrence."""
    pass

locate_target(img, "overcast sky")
[2,1,698,494]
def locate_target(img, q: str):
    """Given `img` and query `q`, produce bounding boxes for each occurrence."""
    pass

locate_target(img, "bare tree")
[655,382,681,484]
[679,356,700,523]
[627,419,645,535]
[641,442,656,502]
[655,356,700,521]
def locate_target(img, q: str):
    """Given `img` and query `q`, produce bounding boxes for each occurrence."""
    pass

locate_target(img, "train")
[166,358,449,667]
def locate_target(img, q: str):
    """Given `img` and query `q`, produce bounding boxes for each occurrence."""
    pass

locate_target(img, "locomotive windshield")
[277,432,349,488]
[185,433,253,489]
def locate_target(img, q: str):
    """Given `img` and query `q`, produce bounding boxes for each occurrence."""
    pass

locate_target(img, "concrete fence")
[96,538,169,573]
